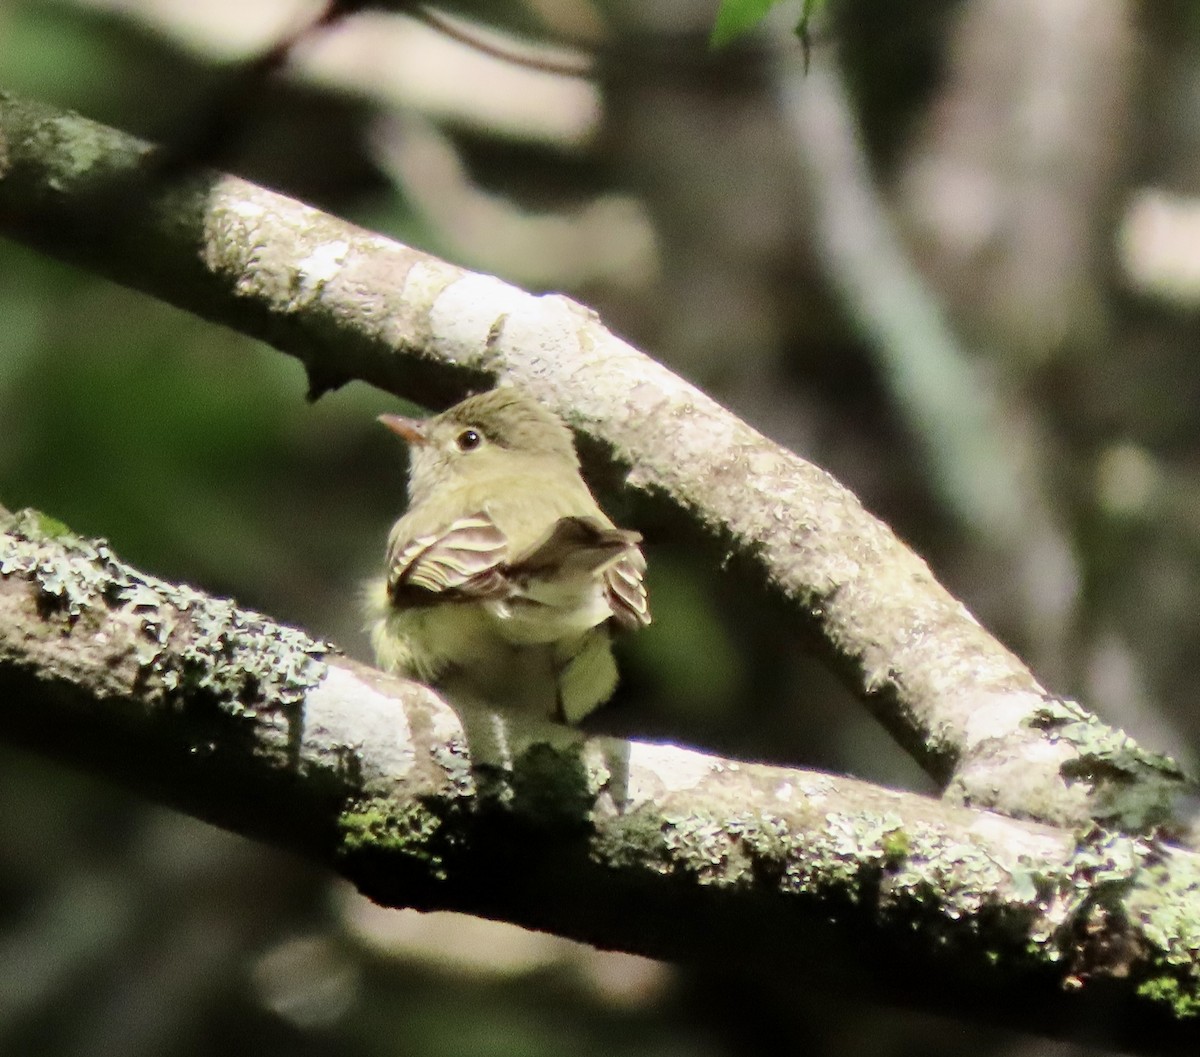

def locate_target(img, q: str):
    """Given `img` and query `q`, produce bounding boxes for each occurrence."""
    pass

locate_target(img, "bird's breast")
[486,575,613,645]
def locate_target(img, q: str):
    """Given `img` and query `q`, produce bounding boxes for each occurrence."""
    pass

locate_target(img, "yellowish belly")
[365,578,618,720]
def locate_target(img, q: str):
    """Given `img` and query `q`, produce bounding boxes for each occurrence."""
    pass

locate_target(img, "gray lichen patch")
[1128,850,1200,1016]
[1035,828,1200,1002]
[1029,696,1187,832]
[661,810,758,886]
[1,508,333,746]
[1,509,124,622]
[594,802,861,893]
[591,791,1069,973]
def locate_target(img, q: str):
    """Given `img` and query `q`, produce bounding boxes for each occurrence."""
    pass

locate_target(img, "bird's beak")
[377,414,429,445]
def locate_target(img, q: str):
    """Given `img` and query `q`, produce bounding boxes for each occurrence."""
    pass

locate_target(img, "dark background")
[2,1,1198,1054]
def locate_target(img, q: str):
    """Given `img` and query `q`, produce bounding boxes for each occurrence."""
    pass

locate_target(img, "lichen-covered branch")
[2,511,1200,1046]
[0,91,1185,832]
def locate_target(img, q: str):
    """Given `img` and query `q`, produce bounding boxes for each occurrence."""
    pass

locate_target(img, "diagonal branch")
[0,91,1185,832]
[2,510,1200,1047]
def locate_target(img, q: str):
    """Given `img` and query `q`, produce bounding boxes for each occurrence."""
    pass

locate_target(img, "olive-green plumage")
[365,387,649,722]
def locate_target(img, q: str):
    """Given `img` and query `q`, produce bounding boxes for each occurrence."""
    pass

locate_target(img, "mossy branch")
[3,511,1200,1047]
[0,91,1187,834]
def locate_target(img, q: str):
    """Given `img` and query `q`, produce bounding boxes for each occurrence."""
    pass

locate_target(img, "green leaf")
[710,0,780,47]
[710,0,828,53]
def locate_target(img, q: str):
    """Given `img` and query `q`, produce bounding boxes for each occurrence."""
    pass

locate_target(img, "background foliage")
[3,1,1200,1054]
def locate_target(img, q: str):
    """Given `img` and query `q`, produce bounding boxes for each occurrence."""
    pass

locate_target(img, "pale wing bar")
[388,513,509,604]
[390,511,651,630]
[604,548,651,630]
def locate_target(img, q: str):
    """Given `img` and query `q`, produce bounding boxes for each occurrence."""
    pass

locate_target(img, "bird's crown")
[433,388,578,465]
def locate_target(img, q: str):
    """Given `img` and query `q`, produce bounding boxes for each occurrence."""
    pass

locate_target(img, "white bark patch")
[296,240,349,296]
[785,774,837,804]
[304,665,417,780]
[959,690,1044,752]
[427,272,519,364]
[226,196,265,220]
[625,742,719,805]
[492,293,586,369]
[966,809,1071,862]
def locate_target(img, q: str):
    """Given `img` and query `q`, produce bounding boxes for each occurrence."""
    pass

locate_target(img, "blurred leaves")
[626,555,744,724]
[710,0,827,49]
[7,0,1200,1055]
[710,0,779,46]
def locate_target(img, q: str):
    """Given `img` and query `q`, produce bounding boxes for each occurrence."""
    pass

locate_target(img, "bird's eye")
[456,429,482,451]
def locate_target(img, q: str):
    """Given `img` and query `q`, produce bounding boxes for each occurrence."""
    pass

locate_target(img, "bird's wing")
[604,545,651,630]
[514,516,641,579]
[387,512,510,605]
[512,516,650,630]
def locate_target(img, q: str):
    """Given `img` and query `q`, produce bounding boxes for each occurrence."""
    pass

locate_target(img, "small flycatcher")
[365,387,649,722]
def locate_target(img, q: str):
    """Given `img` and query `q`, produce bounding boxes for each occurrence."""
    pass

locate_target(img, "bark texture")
[0,92,1185,831]
[3,511,1200,1047]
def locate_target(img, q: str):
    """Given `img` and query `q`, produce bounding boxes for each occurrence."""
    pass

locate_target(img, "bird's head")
[379,387,580,507]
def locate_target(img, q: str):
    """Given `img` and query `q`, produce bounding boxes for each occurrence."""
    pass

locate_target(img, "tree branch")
[0,91,1186,832]
[2,510,1200,1048]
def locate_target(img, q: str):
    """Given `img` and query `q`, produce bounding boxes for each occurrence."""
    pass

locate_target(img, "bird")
[364,387,649,722]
